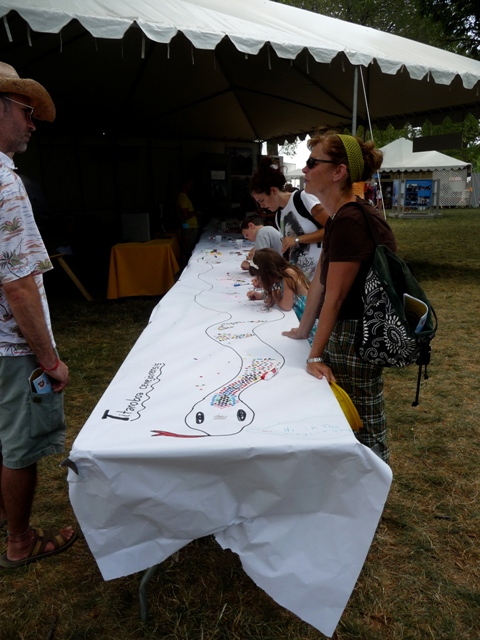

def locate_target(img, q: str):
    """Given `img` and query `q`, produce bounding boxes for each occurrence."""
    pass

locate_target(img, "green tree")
[419,115,480,170]
[356,124,419,147]
[417,0,480,59]
[355,116,480,171]
[275,0,480,164]
[275,0,445,48]
[279,140,301,157]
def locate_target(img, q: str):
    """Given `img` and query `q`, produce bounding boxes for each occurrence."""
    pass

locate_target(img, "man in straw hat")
[0,62,77,568]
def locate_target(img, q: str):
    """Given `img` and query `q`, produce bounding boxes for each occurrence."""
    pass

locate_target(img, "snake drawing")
[152,251,285,438]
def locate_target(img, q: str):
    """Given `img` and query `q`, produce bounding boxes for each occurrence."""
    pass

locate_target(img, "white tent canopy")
[1,0,480,141]
[379,138,470,172]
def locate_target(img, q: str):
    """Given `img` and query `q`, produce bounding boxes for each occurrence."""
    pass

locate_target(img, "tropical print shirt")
[0,152,54,356]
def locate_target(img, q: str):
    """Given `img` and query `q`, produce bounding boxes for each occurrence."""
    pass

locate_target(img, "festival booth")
[285,167,306,190]
[1,0,480,228]
[469,173,480,208]
[2,0,480,296]
[65,228,392,638]
[379,138,471,216]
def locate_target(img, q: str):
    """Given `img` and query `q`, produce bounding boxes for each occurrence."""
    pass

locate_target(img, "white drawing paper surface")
[68,231,392,638]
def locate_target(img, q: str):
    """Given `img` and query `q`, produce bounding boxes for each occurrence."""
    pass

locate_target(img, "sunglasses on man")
[2,96,34,120]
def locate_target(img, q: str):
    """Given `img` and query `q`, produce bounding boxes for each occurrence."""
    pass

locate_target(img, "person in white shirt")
[250,157,328,280]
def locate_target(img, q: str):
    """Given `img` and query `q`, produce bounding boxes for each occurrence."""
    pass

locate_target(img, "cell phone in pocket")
[29,367,52,394]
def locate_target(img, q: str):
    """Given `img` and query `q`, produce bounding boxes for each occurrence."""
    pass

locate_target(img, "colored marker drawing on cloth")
[184,320,282,435]
[152,256,284,439]
[201,249,222,262]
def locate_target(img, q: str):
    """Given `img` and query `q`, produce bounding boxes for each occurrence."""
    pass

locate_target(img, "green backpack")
[354,203,438,406]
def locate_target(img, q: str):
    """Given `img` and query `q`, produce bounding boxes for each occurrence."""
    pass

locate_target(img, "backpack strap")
[352,198,383,246]
[292,190,322,230]
[275,207,282,232]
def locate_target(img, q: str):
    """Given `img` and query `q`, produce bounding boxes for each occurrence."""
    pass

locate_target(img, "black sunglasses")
[306,157,335,169]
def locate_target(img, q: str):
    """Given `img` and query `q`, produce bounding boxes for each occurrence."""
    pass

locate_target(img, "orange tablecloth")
[107,237,180,299]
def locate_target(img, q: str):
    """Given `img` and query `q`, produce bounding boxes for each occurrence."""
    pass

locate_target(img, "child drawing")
[247,248,317,344]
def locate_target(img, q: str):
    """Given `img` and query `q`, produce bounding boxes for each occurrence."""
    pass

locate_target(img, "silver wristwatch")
[306,356,323,364]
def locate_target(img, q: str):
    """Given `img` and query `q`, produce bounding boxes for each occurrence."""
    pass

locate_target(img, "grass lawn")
[1,209,479,639]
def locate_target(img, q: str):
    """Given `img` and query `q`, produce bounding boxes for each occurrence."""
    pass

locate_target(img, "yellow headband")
[338,135,364,183]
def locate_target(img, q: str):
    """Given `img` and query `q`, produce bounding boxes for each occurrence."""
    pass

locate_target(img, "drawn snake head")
[185,397,254,436]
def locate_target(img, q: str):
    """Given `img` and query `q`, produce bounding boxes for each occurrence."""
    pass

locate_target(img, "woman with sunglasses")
[250,157,327,280]
[283,131,397,463]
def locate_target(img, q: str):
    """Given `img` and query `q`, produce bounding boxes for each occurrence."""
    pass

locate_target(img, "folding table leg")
[139,551,179,622]
[139,564,160,623]
[50,254,94,301]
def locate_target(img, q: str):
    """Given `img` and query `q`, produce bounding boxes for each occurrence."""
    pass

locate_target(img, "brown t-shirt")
[320,198,397,320]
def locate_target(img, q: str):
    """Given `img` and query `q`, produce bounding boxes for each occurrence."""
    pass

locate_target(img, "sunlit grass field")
[1,209,479,639]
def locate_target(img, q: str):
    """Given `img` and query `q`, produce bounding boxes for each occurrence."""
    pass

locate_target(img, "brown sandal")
[0,527,77,569]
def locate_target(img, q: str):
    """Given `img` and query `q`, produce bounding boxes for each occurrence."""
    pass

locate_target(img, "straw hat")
[0,62,55,121]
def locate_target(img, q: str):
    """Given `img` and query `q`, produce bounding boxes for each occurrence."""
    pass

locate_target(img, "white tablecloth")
[67,231,392,638]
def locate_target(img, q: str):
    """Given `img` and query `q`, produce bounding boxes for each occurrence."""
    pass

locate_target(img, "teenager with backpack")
[250,157,328,280]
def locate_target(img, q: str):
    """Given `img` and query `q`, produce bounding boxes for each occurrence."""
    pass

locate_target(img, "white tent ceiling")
[1,0,480,141]
[379,137,470,172]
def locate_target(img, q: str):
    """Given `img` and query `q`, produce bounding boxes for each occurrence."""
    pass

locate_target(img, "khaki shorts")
[0,355,66,469]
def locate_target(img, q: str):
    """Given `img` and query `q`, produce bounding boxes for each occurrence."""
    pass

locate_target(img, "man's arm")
[3,275,69,391]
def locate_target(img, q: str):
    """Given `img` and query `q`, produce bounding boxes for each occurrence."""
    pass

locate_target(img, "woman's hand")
[247,289,263,300]
[306,361,336,383]
[282,327,309,340]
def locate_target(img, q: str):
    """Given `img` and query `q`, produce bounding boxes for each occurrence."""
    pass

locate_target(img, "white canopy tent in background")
[379,137,471,208]
[380,138,470,172]
[1,0,480,141]
[1,0,480,274]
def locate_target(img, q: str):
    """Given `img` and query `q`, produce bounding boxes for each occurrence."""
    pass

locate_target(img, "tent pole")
[266,141,278,157]
[352,66,358,136]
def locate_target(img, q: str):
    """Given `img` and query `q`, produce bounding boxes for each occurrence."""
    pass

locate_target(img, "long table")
[67,231,392,638]
[107,236,180,299]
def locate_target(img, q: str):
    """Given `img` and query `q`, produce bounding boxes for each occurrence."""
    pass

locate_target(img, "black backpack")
[354,202,438,406]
